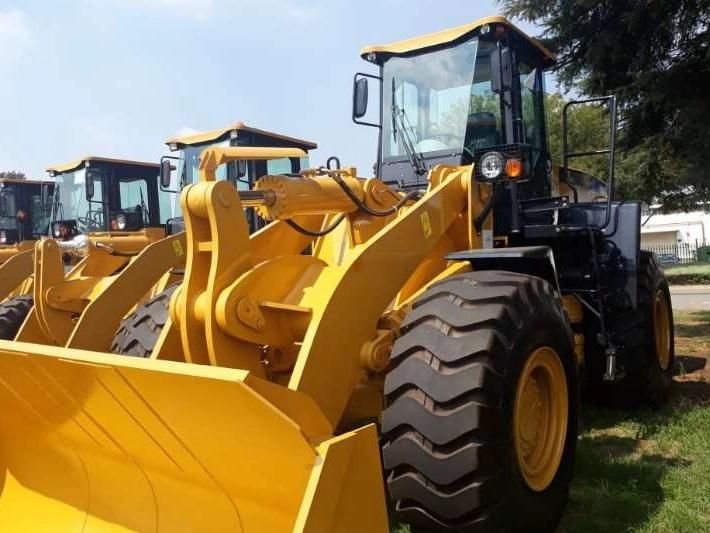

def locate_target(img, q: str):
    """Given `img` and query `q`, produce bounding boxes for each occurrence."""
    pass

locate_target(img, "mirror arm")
[352,72,382,129]
[160,155,182,193]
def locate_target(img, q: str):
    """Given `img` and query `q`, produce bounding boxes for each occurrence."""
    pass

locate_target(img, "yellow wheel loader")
[0,177,54,263]
[0,178,55,309]
[0,127,317,352]
[0,16,673,533]
[0,156,167,341]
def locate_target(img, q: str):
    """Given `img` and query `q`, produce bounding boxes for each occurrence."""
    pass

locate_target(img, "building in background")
[641,210,710,265]
[641,211,710,247]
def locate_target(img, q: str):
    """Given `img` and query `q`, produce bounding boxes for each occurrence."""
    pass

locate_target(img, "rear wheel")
[382,271,577,532]
[110,284,178,357]
[0,295,33,340]
[587,251,675,407]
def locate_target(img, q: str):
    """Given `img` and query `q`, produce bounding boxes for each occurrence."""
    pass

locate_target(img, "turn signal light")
[505,158,523,178]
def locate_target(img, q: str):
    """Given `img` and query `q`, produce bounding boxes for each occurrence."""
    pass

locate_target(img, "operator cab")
[0,178,54,245]
[355,16,553,198]
[46,156,164,240]
[163,122,317,231]
[353,18,629,278]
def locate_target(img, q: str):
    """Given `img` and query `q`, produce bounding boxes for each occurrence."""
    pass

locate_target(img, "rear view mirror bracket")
[41,183,52,210]
[352,72,382,128]
[85,168,100,201]
[160,155,181,193]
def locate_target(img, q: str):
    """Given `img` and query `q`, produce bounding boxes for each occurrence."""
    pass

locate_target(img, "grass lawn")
[393,310,710,532]
[665,263,710,285]
[560,310,710,532]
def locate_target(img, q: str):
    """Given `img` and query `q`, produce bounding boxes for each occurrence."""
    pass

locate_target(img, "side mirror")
[236,160,247,179]
[85,174,95,200]
[353,77,369,119]
[160,159,174,188]
[490,47,513,93]
[41,184,51,209]
[352,72,381,128]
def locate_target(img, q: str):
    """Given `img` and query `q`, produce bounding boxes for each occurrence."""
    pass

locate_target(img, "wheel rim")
[513,346,568,492]
[654,290,672,370]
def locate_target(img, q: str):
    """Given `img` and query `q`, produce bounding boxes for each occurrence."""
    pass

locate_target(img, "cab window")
[266,158,295,176]
[119,178,149,224]
[31,195,51,237]
[518,61,545,153]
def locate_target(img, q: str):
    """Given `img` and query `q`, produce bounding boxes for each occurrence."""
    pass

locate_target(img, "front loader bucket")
[0,341,387,532]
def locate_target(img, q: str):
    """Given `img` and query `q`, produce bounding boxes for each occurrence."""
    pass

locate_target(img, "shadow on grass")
[673,379,710,401]
[560,431,689,533]
[674,355,707,375]
[675,321,710,338]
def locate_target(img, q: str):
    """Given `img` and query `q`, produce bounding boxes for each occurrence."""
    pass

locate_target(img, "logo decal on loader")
[420,211,432,238]
[172,240,184,257]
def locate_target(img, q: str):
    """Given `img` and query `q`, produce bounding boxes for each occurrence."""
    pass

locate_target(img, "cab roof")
[0,178,54,186]
[46,156,159,175]
[360,15,555,65]
[164,121,318,150]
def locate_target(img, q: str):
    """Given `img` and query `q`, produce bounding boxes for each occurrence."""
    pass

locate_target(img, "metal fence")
[641,241,710,266]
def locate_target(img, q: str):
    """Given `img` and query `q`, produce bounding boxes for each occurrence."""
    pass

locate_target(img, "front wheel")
[0,295,33,340]
[110,284,178,357]
[382,271,578,532]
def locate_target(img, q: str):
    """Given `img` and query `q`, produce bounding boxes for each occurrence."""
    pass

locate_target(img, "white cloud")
[175,126,202,137]
[239,0,321,22]
[120,0,320,22]
[123,0,215,21]
[0,9,32,64]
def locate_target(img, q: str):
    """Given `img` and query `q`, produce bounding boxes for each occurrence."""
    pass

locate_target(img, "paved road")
[670,286,710,310]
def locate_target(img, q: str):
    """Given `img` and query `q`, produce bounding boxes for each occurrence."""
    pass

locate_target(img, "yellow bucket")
[0,340,387,532]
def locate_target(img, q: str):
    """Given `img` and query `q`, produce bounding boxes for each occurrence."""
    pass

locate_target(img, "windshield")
[0,189,17,230]
[177,140,231,187]
[53,169,105,232]
[381,36,503,161]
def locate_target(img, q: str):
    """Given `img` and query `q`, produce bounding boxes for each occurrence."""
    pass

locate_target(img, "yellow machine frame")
[0,144,499,531]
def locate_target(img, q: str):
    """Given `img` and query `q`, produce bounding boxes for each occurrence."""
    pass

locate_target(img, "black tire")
[587,251,674,407]
[0,295,33,340]
[382,271,578,532]
[110,284,179,357]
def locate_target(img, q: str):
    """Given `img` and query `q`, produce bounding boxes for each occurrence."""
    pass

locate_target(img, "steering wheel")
[76,216,100,230]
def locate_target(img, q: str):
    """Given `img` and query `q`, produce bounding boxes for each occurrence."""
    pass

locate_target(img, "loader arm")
[162,146,478,430]
[0,249,34,302]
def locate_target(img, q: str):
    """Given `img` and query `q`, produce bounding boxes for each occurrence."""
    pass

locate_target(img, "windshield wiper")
[391,79,428,176]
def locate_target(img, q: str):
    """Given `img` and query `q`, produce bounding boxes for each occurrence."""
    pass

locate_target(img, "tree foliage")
[0,171,26,180]
[498,0,710,211]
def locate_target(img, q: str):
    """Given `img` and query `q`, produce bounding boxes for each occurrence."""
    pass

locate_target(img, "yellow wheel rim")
[654,290,672,370]
[513,346,568,492]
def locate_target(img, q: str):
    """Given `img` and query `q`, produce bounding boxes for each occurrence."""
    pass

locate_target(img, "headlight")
[0,231,6,244]
[479,152,505,180]
[52,223,62,238]
[115,214,127,230]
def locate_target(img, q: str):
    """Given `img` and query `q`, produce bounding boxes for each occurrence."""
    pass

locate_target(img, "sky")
[0,0,544,178]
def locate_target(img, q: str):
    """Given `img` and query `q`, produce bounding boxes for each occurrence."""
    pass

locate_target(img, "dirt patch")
[673,311,710,401]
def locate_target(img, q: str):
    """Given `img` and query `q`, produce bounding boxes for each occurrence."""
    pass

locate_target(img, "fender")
[446,245,560,292]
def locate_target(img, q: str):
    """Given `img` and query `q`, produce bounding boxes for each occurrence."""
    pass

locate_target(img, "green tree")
[545,93,608,178]
[0,171,25,180]
[498,0,710,211]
